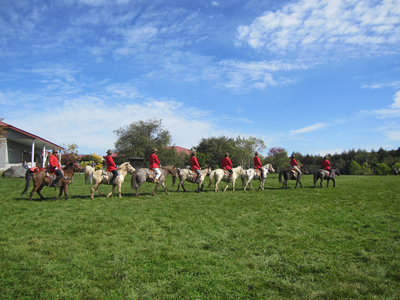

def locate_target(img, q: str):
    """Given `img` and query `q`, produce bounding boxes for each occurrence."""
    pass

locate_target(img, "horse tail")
[241,172,246,187]
[85,168,89,184]
[131,171,137,189]
[171,173,177,187]
[313,170,318,184]
[21,173,32,195]
[208,171,215,188]
[278,170,284,183]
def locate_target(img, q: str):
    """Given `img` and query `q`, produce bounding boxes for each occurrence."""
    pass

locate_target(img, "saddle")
[189,169,198,182]
[321,169,331,178]
[46,170,71,187]
[102,170,120,185]
[291,168,298,178]
[255,168,262,178]
[223,168,233,181]
[146,168,157,182]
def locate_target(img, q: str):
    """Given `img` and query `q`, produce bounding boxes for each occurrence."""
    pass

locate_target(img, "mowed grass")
[0,172,399,299]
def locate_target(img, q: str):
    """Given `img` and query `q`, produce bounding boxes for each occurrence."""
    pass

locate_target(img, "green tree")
[114,118,171,166]
[264,147,288,171]
[157,146,178,166]
[349,161,362,175]
[374,163,391,175]
[231,136,266,168]
[382,155,399,167]
[195,136,236,169]
[361,162,373,175]
[80,154,102,166]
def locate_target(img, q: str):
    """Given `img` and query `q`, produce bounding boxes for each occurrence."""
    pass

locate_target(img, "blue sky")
[1,0,400,156]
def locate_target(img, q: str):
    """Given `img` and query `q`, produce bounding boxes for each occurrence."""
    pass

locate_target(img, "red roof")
[167,146,191,155]
[1,121,64,150]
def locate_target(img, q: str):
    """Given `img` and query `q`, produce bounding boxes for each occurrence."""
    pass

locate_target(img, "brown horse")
[21,162,79,201]
[131,165,177,197]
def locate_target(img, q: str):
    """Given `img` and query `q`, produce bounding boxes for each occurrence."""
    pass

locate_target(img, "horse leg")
[106,185,115,197]
[34,185,45,201]
[181,182,187,192]
[214,179,220,192]
[91,183,100,199]
[176,180,182,192]
[30,184,40,201]
[135,180,145,197]
[332,178,335,187]
[259,179,265,190]
[53,186,63,201]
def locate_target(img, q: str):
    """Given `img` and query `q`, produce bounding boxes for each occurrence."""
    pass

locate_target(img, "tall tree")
[114,118,171,165]
[231,136,266,168]
[194,136,235,169]
[264,147,288,171]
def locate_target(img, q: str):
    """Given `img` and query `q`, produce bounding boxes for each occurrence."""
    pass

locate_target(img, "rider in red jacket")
[104,149,118,184]
[254,151,264,179]
[149,148,161,182]
[190,152,201,183]
[221,152,233,180]
[321,156,331,176]
[49,149,63,186]
[290,154,301,174]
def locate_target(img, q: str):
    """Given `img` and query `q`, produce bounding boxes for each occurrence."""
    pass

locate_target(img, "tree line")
[111,118,400,175]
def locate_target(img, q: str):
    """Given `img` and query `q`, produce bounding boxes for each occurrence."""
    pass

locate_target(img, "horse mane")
[63,162,75,170]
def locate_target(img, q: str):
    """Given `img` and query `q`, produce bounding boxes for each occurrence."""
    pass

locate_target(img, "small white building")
[0,121,64,171]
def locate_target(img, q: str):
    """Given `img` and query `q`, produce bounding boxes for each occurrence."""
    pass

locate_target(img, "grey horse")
[131,165,177,197]
[313,168,340,188]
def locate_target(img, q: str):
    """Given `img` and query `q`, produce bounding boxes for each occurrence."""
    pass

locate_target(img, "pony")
[313,168,341,188]
[84,165,95,184]
[176,166,212,193]
[21,162,79,201]
[242,164,275,191]
[90,162,135,199]
[208,166,245,192]
[278,165,309,189]
[131,165,177,197]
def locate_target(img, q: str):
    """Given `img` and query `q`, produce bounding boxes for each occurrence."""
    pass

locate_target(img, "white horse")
[90,162,135,199]
[208,166,245,192]
[84,165,95,184]
[176,166,212,193]
[242,163,275,191]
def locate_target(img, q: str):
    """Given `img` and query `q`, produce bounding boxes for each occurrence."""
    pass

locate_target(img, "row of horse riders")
[21,148,339,201]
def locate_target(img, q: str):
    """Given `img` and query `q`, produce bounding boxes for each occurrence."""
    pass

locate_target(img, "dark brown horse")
[278,165,309,189]
[131,165,177,197]
[21,162,79,201]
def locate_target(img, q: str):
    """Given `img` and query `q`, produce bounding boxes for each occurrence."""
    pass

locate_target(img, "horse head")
[301,165,309,175]
[335,168,341,176]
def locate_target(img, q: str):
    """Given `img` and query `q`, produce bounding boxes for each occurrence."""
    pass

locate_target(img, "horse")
[278,165,309,189]
[84,165,95,184]
[90,162,135,199]
[21,162,79,201]
[208,166,245,192]
[313,168,341,188]
[242,164,275,191]
[131,165,177,197]
[176,166,212,193]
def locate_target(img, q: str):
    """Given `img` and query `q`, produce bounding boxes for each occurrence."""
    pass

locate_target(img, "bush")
[349,161,362,175]
[374,163,391,175]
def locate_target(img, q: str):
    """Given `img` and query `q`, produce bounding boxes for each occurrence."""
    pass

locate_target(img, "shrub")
[349,161,362,175]
[374,163,391,175]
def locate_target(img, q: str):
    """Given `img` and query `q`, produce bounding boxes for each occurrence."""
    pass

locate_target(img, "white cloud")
[289,123,328,135]
[370,90,400,118]
[236,0,400,55]
[211,1,220,7]
[385,131,400,140]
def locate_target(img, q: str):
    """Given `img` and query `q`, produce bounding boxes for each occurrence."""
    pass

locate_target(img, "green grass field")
[1,173,399,299]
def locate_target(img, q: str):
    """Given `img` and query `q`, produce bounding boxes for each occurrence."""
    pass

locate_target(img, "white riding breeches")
[153,168,161,180]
